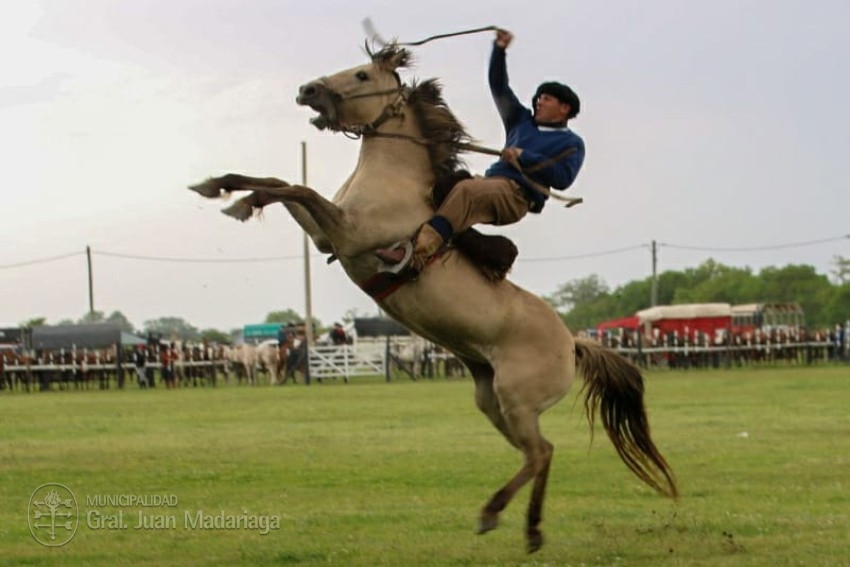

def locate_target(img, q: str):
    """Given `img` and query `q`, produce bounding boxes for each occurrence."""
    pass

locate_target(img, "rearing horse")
[190,44,677,553]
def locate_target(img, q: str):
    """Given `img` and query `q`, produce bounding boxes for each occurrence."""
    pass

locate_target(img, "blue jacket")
[484,44,585,212]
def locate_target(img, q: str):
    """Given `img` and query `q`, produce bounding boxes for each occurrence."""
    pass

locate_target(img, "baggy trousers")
[434,176,530,234]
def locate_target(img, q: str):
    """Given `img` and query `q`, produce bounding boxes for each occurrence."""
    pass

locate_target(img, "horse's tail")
[574,337,679,499]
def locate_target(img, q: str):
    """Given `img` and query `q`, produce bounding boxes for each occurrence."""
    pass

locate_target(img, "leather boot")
[410,223,445,272]
[375,222,447,271]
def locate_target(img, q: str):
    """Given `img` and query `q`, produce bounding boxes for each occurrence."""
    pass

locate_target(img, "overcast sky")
[2,0,848,332]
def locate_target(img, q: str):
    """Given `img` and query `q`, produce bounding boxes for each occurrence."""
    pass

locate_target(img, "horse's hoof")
[222,201,254,221]
[476,515,498,535]
[188,180,223,198]
[526,530,544,554]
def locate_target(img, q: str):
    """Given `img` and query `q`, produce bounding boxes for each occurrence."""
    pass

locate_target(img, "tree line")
[17,257,850,338]
[544,257,850,331]
[17,308,326,344]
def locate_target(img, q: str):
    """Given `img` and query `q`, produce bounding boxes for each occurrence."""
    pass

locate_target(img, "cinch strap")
[359,251,447,300]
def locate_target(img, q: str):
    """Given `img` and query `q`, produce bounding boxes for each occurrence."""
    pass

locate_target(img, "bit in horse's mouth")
[305,103,336,131]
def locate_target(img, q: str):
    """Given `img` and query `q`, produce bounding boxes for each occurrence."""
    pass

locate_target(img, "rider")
[377,28,585,272]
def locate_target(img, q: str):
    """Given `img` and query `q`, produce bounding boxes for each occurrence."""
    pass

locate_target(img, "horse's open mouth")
[305,104,336,131]
[296,86,339,131]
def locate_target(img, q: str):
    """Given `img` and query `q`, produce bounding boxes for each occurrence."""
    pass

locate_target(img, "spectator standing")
[133,345,148,389]
[331,322,348,346]
[160,345,174,389]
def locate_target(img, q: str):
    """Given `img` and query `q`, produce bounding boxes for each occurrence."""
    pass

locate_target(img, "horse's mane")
[408,79,471,180]
[367,43,471,180]
[407,78,517,282]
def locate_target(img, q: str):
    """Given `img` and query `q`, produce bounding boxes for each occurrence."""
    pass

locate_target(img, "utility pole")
[86,245,95,317]
[301,141,314,384]
[650,240,658,307]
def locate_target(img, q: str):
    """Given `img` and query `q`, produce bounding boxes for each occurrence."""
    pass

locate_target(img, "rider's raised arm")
[488,33,525,128]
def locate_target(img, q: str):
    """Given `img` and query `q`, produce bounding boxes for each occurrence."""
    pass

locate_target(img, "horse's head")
[296,44,411,133]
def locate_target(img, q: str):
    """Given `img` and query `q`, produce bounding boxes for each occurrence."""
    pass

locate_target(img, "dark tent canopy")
[353,317,410,338]
[31,324,145,350]
[0,327,24,345]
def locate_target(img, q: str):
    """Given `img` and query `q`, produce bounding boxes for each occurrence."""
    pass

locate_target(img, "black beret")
[532,82,580,119]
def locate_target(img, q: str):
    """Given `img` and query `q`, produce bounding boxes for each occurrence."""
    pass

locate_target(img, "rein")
[362,131,583,208]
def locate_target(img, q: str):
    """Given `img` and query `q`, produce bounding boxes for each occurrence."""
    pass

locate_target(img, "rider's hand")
[495,29,514,49]
[500,147,523,164]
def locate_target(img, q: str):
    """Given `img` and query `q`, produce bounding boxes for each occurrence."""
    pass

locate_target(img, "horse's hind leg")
[469,363,516,451]
[478,407,553,553]
[465,358,556,553]
[525,434,554,553]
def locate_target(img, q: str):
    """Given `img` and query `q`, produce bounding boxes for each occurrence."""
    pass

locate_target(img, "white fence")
[307,344,385,382]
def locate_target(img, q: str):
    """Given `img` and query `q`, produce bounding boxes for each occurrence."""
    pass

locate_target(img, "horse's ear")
[388,47,411,70]
[373,45,411,72]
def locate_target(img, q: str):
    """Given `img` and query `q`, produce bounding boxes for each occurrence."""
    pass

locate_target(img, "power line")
[0,251,84,270]
[518,244,647,263]
[2,234,848,271]
[94,250,310,264]
[660,234,850,253]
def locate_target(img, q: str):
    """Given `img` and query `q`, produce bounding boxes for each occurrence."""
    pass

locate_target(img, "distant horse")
[391,335,427,379]
[255,341,281,385]
[191,43,677,552]
[226,344,258,385]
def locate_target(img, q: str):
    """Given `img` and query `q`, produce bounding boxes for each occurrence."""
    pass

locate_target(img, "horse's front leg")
[249,185,360,253]
[189,174,334,253]
[225,185,380,259]
[189,173,286,198]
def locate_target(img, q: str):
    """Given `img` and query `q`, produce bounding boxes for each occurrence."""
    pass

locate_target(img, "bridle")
[310,76,411,139]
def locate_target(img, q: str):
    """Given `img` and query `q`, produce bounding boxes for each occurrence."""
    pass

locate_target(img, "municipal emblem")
[28,483,78,546]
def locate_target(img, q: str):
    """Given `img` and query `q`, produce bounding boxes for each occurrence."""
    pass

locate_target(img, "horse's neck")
[337,120,435,220]
[359,136,432,180]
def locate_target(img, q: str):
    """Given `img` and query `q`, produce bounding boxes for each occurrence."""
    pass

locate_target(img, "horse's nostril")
[299,84,317,99]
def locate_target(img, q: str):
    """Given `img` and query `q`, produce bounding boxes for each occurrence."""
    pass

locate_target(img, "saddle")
[431,170,518,282]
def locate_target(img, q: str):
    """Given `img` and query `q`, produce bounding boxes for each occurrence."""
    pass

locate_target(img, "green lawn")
[1,366,849,566]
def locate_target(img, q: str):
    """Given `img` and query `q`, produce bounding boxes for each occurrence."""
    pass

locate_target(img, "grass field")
[2,366,849,566]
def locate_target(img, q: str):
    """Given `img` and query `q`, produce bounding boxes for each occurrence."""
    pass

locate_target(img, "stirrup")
[376,240,414,274]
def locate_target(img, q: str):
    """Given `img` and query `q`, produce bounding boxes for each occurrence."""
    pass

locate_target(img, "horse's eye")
[355,71,369,81]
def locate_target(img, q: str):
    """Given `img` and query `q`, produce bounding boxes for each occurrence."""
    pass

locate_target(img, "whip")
[362,19,500,48]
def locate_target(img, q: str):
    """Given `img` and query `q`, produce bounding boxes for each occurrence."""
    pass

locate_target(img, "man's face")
[534,93,570,124]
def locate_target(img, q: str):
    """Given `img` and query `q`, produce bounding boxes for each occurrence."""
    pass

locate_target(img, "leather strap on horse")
[364,134,584,208]
[359,251,448,300]
[358,271,411,301]
[342,88,411,138]
[460,142,583,207]
[522,146,578,174]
